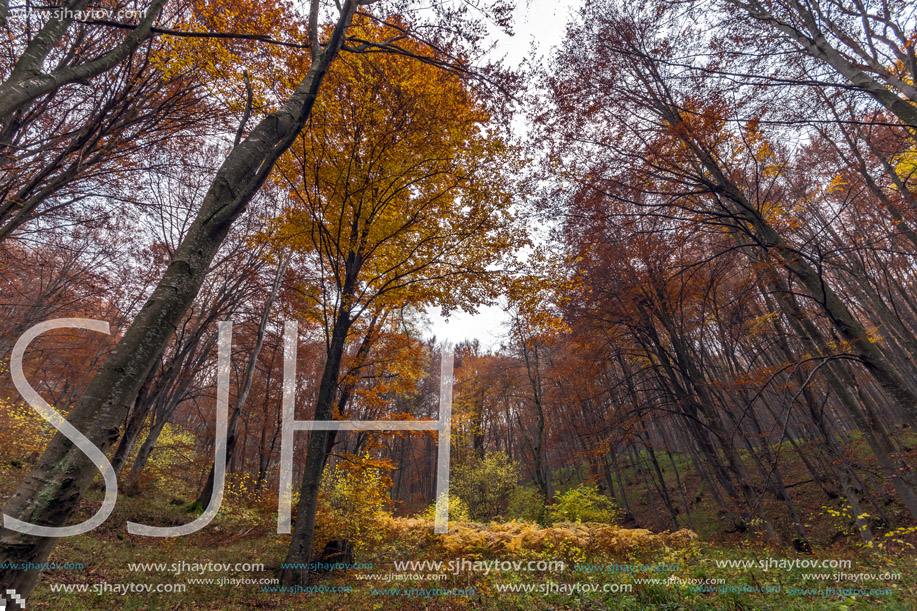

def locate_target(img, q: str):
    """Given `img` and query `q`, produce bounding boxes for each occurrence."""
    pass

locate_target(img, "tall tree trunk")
[279,245,362,586]
[637,430,679,529]
[110,369,157,478]
[0,2,357,599]
[122,413,172,492]
[195,258,287,508]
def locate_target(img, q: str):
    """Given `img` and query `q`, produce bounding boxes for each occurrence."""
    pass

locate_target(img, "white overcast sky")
[425,0,579,350]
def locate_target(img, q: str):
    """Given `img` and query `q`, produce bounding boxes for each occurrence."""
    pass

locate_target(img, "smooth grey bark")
[0,0,358,599]
[279,282,356,586]
[0,0,166,120]
[726,0,917,130]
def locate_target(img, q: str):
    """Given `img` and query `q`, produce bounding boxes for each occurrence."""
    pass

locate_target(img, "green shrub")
[451,450,520,521]
[547,485,618,524]
[314,454,393,553]
[418,494,471,522]
[506,484,545,523]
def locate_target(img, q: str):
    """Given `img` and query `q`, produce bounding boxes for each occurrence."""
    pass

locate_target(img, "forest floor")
[2,430,916,610]
[589,429,917,543]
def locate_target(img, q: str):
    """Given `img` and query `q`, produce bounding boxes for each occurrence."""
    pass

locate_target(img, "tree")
[269,18,521,583]
[192,256,288,508]
[536,0,917,536]
[0,0,166,119]
[502,252,568,501]
[0,0,360,599]
[719,0,917,131]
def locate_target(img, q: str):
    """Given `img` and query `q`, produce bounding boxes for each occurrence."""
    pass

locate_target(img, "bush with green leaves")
[547,485,618,524]
[418,494,471,522]
[450,450,520,521]
[314,455,393,553]
[506,483,546,523]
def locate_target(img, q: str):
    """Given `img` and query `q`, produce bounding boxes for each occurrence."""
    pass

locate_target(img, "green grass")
[6,476,912,610]
[0,426,915,609]
[599,427,917,543]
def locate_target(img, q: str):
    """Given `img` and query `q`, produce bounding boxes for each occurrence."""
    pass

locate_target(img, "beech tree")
[0,0,166,119]
[0,0,361,598]
[533,0,917,537]
[267,19,521,584]
[0,0,513,599]
[719,0,917,131]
